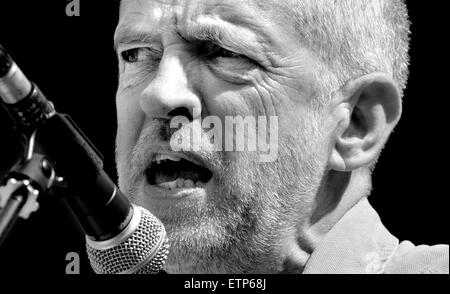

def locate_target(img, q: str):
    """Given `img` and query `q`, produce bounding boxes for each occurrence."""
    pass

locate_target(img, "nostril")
[168,107,193,121]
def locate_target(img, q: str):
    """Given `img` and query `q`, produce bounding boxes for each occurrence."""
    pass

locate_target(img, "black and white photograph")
[0,0,448,282]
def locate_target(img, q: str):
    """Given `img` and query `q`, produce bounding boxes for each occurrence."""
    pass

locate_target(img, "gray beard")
[116,119,326,273]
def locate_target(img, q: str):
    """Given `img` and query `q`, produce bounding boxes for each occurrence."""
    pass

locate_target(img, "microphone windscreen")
[86,205,169,274]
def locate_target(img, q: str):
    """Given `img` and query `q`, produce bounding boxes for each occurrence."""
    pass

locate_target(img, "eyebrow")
[185,21,271,65]
[114,26,155,51]
[114,24,260,57]
[184,11,274,48]
[114,15,271,64]
[183,22,224,42]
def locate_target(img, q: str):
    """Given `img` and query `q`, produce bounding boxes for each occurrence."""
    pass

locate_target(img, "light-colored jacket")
[303,198,449,274]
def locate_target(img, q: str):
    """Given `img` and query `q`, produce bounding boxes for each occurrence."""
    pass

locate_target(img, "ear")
[328,73,402,172]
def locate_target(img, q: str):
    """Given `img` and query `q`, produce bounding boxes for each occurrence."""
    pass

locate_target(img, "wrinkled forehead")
[118,0,288,31]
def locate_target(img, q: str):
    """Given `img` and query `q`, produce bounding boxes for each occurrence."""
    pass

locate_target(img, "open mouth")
[145,153,213,190]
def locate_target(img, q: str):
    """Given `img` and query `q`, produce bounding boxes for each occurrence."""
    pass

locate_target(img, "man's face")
[115,0,332,273]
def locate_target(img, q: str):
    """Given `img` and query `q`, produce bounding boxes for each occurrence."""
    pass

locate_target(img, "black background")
[0,0,448,276]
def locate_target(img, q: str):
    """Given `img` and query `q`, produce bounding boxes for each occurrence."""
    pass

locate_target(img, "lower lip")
[143,181,209,200]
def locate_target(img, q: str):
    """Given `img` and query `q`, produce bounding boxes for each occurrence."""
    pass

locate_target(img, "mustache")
[154,118,178,142]
[128,118,223,176]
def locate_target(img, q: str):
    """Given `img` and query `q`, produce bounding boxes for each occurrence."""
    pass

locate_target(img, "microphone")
[0,44,169,274]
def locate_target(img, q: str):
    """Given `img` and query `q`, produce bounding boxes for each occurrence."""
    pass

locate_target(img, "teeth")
[160,180,178,190]
[184,180,195,188]
[158,178,203,190]
[154,153,182,164]
[176,178,184,188]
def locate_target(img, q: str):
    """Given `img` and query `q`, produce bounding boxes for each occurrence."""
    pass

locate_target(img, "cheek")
[116,91,144,159]
[197,71,253,118]
[247,72,300,120]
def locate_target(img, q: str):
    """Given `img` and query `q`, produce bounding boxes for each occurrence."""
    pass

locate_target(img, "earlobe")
[328,73,402,172]
[329,148,347,171]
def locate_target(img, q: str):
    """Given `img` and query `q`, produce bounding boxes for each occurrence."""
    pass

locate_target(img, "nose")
[140,51,201,121]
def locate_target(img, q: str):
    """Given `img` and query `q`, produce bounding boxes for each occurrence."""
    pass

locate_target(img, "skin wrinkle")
[256,69,313,123]
[116,0,326,273]
[185,1,274,43]
[115,0,407,273]
[179,16,272,72]
[118,1,288,70]
[114,23,156,51]
[250,81,275,124]
[250,67,294,125]
[249,52,318,116]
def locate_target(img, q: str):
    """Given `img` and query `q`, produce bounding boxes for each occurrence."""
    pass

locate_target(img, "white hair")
[283,0,411,100]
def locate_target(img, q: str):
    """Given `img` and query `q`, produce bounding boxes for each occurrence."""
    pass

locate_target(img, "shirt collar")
[303,198,399,274]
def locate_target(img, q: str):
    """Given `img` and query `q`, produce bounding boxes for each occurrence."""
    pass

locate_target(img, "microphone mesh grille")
[86,206,169,274]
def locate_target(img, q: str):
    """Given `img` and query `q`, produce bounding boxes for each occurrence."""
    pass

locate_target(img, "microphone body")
[0,44,169,273]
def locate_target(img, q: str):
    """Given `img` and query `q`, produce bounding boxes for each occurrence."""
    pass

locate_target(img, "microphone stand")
[0,133,55,246]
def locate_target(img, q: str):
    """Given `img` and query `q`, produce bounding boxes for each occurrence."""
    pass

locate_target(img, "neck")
[279,168,371,273]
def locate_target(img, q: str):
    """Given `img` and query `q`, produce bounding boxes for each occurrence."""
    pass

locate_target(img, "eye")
[199,42,245,60]
[121,48,152,63]
[118,47,161,88]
